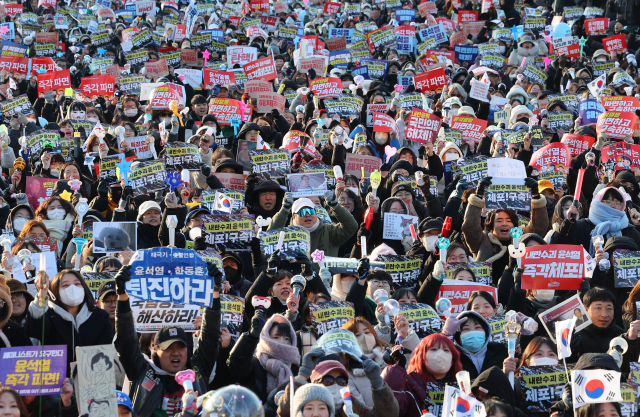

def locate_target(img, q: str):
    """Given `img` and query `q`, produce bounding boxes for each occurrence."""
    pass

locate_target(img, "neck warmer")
[331,283,347,301]
[588,200,629,255]
[298,217,320,233]
[255,318,300,393]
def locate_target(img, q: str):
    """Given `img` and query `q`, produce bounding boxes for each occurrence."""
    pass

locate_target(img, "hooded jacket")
[115,297,221,417]
[223,252,252,299]
[246,177,285,219]
[471,366,527,417]
[5,204,35,237]
[453,311,509,379]
[367,197,412,256]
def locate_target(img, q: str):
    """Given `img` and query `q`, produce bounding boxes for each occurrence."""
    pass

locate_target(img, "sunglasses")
[297,207,316,217]
[318,375,348,387]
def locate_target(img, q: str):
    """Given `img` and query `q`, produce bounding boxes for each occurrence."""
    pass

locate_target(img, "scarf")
[588,200,629,255]
[296,217,320,233]
[255,316,300,393]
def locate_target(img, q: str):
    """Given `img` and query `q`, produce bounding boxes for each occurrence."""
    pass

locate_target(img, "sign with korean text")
[414,67,447,94]
[310,301,355,336]
[597,111,637,140]
[37,70,70,94]
[450,115,488,143]
[130,297,201,333]
[603,34,628,53]
[0,345,66,395]
[437,283,498,316]
[521,245,584,290]
[309,77,342,99]
[405,108,441,144]
[80,75,115,97]
[561,134,595,157]
[345,153,381,179]
[208,98,242,125]
[243,56,277,81]
[613,249,640,288]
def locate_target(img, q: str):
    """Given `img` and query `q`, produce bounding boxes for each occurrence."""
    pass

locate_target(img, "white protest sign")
[469,79,490,102]
[12,251,57,284]
[382,213,419,240]
[487,158,526,184]
[175,68,203,89]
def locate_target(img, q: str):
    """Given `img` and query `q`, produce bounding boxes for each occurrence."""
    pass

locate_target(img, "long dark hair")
[49,270,96,311]
[0,387,28,417]
[517,336,557,373]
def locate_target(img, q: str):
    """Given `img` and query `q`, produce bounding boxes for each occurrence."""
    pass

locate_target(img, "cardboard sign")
[299,56,326,74]
[145,58,169,79]
[366,26,397,52]
[584,18,609,36]
[80,75,115,97]
[597,111,638,139]
[601,142,640,171]
[414,67,447,93]
[180,49,197,65]
[0,345,66,395]
[561,134,595,157]
[418,1,437,16]
[530,142,571,175]
[256,92,285,113]
[309,77,342,98]
[450,115,488,143]
[521,244,584,289]
[37,70,70,94]
[208,98,242,125]
[603,34,628,54]
[75,345,117,417]
[227,46,258,67]
[601,96,640,112]
[345,153,381,179]
[326,37,347,52]
[405,108,441,144]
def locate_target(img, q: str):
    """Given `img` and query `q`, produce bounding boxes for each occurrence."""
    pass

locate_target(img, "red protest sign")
[458,10,478,22]
[603,34,628,54]
[310,77,342,98]
[601,96,640,112]
[555,43,580,58]
[436,17,456,32]
[405,108,442,144]
[463,21,486,37]
[372,112,399,136]
[245,80,272,99]
[30,57,55,74]
[299,57,325,74]
[345,153,382,179]
[414,67,447,94]
[427,49,455,62]
[104,64,120,80]
[35,32,58,44]
[282,130,311,152]
[5,4,22,15]
[521,244,584,290]
[174,24,187,42]
[418,1,437,17]
[450,115,488,143]
[394,25,416,38]
[180,49,197,65]
[600,142,640,170]
[530,142,571,174]
[449,31,467,46]
[561,134,596,157]
[37,70,71,94]
[597,111,637,139]
[585,18,609,35]
[145,58,169,79]
[326,37,347,52]
[203,69,236,88]
[437,283,498,317]
[38,0,57,7]
[324,1,341,14]
[274,1,288,13]
[301,35,319,51]
[250,0,269,12]
[243,56,277,81]
[150,84,180,110]
[81,75,115,97]
[212,173,247,190]
[208,98,242,125]
[0,57,28,76]
[26,177,60,210]
[256,92,285,113]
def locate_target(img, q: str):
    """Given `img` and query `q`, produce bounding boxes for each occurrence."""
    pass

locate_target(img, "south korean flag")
[572,369,622,410]
[441,385,487,417]
[215,191,235,213]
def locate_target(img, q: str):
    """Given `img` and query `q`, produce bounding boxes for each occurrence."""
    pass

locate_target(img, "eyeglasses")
[297,207,316,217]
[602,200,624,209]
[338,197,354,204]
[10,294,23,300]
[100,299,117,306]
[318,375,348,387]
[370,279,391,287]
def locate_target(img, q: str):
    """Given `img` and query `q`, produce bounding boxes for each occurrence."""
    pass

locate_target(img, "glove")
[442,316,468,336]
[271,109,280,119]
[283,192,294,211]
[514,267,524,291]
[357,223,371,241]
[299,348,325,380]
[193,236,208,251]
[455,178,468,199]
[121,186,133,203]
[561,381,573,410]
[357,257,370,279]
[433,260,446,281]
[476,176,493,198]
[97,179,110,196]
[207,263,223,288]
[14,193,28,205]
[249,309,267,339]
[524,177,539,197]
[418,145,426,159]
[114,264,132,295]
[319,268,332,288]
[201,164,212,177]
[324,190,338,207]
[361,356,384,389]
[249,237,263,265]
[295,251,313,277]
[579,278,590,293]
[267,250,282,273]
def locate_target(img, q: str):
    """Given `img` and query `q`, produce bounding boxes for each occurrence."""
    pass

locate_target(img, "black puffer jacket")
[471,366,527,417]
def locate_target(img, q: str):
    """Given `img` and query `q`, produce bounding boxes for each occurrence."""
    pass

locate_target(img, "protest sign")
[256,92,285,114]
[227,46,258,67]
[118,75,144,95]
[485,184,530,210]
[243,56,277,81]
[383,213,419,242]
[450,115,487,143]
[530,143,571,177]
[287,172,327,197]
[414,67,447,93]
[1,95,35,124]
[302,163,336,189]
[311,329,363,362]
[127,247,216,307]
[249,149,289,177]
[37,70,70,94]
[164,142,202,171]
[601,95,640,112]
[211,173,246,191]
[310,301,355,336]
[521,244,584,290]
[366,26,397,52]
[405,108,441,144]
[92,222,136,253]
[422,382,460,417]
[83,271,116,299]
[393,302,442,339]
[76,345,117,417]
[0,345,66,395]
[219,294,244,338]
[202,188,245,212]
[259,226,310,257]
[456,155,489,187]
[561,134,595,157]
[376,254,422,288]
[309,77,342,99]
[444,261,493,286]
[203,69,236,88]
[603,34,628,53]
[372,112,399,137]
[129,160,167,196]
[80,75,115,97]
[601,142,640,171]
[201,213,254,251]
[25,177,60,210]
[613,249,640,288]
[208,98,242,125]
[519,365,569,412]
[11,251,57,284]
[130,298,201,333]
[522,64,548,84]
[546,111,574,130]
[437,282,498,316]
[597,111,638,140]
[245,80,272,98]
[345,153,381,179]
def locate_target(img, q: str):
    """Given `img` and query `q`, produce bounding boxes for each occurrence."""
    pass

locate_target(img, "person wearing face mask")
[255,115,284,149]
[66,101,87,121]
[615,170,640,207]
[25,270,114,371]
[517,336,558,371]
[221,253,252,298]
[120,98,143,122]
[5,204,34,238]
[384,334,463,417]
[34,196,74,249]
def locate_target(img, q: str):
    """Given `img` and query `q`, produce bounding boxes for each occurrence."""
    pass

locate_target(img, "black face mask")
[296,78,307,85]
[110,186,122,203]
[224,266,240,284]
[260,126,271,135]
[518,117,530,125]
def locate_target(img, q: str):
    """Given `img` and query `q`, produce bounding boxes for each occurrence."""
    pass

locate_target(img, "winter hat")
[418,217,443,234]
[506,86,529,105]
[594,186,624,202]
[593,49,609,60]
[309,359,349,383]
[369,243,397,260]
[538,179,555,194]
[294,384,335,417]
[509,105,534,125]
[604,236,639,253]
[6,279,33,305]
[137,201,162,221]
[292,198,315,214]
[0,276,12,327]
[458,106,476,117]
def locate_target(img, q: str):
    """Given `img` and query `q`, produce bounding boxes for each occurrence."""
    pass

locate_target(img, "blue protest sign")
[454,45,479,64]
[396,35,415,53]
[126,247,216,307]
[395,8,416,23]
[352,66,370,79]
[578,99,603,125]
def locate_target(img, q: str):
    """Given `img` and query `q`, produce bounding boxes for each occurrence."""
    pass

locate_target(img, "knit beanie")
[294,384,336,417]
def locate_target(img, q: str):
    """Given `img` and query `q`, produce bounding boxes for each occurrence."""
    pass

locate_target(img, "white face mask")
[528,356,559,366]
[70,110,86,120]
[444,152,459,161]
[87,117,99,123]
[124,109,138,117]
[48,208,66,221]
[356,333,376,354]
[92,146,100,153]
[534,290,555,303]
[328,23,335,29]
[13,218,28,231]
[326,384,343,408]
[374,132,388,145]
[50,168,59,177]
[425,348,453,375]
[59,285,85,306]
[346,186,359,196]
[423,235,438,252]
[449,108,459,116]
[498,45,506,54]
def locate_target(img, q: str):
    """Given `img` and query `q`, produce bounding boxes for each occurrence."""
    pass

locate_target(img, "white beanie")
[293,384,335,417]
[137,201,162,221]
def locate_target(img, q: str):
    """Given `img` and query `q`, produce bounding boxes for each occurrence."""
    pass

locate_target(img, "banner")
[243,56,277,81]
[0,345,66,395]
[81,75,115,97]
[127,248,216,307]
[310,301,355,336]
[613,249,640,288]
[405,108,441,144]
[597,111,638,140]
[130,297,201,333]
[450,115,487,143]
[521,244,584,290]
